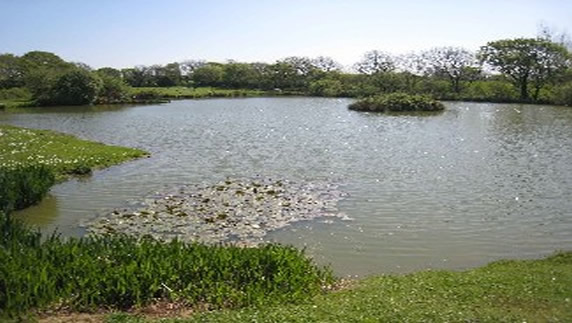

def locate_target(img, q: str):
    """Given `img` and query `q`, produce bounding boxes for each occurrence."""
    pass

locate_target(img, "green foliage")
[192,64,224,87]
[123,252,572,322]
[45,69,102,105]
[349,93,445,112]
[1,48,571,107]
[0,54,26,88]
[0,87,31,101]
[479,38,571,100]
[0,212,333,317]
[221,62,258,88]
[550,82,572,106]
[0,165,55,213]
[462,80,519,102]
[308,78,344,97]
[96,74,130,104]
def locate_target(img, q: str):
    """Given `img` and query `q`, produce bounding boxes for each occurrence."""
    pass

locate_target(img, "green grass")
[0,212,333,319]
[0,125,147,181]
[105,252,572,322]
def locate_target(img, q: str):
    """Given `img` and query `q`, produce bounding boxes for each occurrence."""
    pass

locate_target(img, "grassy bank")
[129,87,305,101]
[0,212,334,320]
[106,252,572,322]
[0,125,147,180]
[0,124,147,212]
[130,87,267,99]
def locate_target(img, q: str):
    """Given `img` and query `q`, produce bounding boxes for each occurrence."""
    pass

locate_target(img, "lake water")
[1,98,571,277]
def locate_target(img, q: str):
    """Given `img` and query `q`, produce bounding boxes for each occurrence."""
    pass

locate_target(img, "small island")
[349,93,445,112]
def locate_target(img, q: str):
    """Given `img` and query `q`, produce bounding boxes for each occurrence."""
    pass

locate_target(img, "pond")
[1,97,571,276]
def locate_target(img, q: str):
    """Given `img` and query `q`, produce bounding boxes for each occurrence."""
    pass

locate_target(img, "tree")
[311,56,342,72]
[96,67,122,79]
[47,69,102,105]
[96,73,129,104]
[0,54,25,88]
[180,59,207,76]
[28,68,102,106]
[222,61,257,88]
[354,50,395,74]
[280,56,316,76]
[538,23,572,51]
[21,51,70,71]
[152,63,182,87]
[479,38,571,100]
[421,47,479,93]
[192,64,224,87]
[121,66,154,87]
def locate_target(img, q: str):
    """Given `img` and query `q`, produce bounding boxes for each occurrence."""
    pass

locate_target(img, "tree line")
[1,36,571,106]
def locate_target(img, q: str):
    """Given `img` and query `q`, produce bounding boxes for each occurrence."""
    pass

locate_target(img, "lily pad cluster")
[87,177,349,246]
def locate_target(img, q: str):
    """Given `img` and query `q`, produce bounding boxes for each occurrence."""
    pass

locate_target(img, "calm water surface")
[1,98,571,276]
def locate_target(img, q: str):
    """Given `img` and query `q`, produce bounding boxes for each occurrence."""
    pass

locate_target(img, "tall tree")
[354,50,395,74]
[479,38,571,100]
[222,61,257,88]
[192,63,224,87]
[311,56,342,72]
[421,47,479,93]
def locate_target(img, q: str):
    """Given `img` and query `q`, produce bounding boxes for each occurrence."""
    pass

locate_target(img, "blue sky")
[1,0,571,68]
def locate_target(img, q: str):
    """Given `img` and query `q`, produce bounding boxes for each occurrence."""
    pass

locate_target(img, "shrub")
[462,80,518,102]
[0,87,31,101]
[0,165,55,213]
[349,93,445,112]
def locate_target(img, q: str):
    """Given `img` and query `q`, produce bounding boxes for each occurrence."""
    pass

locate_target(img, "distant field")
[129,87,269,99]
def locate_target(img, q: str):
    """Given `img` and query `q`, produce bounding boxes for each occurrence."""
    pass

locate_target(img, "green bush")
[349,93,445,112]
[462,80,518,102]
[0,214,334,317]
[551,82,572,106]
[0,165,55,213]
[0,87,31,101]
[95,74,130,104]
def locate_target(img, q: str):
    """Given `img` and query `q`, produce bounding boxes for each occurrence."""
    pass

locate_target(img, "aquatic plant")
[0,212,334,318]
[0,165,55,213]
[349,93,445,112]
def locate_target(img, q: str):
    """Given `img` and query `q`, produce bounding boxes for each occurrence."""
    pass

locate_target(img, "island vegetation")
[348,93,445,112]
[1,33,571,109]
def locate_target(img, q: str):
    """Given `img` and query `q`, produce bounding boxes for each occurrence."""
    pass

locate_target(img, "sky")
[1,0,571,69]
